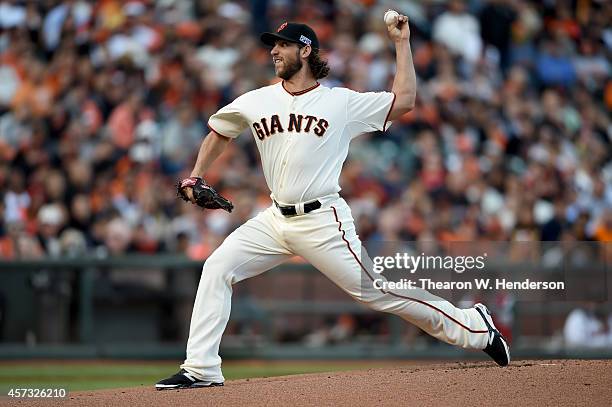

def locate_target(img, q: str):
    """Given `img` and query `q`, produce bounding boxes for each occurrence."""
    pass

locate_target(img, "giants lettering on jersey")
[252,114,329,140]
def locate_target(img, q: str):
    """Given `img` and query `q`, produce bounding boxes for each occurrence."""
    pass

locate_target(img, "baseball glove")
[177,177,234,213]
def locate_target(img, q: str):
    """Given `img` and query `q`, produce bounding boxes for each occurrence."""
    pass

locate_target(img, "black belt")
[274,200,322,217]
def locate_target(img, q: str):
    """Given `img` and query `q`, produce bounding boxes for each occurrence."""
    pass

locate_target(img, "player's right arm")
[344,15,415,136]
[387,14,416,120]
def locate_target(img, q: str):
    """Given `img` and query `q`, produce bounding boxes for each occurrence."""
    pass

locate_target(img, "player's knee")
[201,252,233,283]
[354,293,389,313]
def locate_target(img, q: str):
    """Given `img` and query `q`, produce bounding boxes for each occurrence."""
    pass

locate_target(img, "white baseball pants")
[180,196,489,382]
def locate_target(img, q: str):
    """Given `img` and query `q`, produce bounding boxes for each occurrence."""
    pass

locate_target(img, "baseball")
[384,9,399,26]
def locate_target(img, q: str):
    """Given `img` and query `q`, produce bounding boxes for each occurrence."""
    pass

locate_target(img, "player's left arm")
[387,14,416,120]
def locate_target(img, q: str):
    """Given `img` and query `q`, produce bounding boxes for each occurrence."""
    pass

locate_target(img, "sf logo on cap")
[277,22,288,32]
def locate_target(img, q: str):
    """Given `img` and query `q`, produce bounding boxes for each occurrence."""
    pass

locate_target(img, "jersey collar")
[281,81,321,96]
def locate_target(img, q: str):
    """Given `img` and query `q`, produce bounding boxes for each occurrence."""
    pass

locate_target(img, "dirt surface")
[6,360,612,407]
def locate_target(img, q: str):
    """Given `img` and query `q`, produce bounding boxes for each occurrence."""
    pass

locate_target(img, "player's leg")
[177,207,292,383]
[288,199,490,350]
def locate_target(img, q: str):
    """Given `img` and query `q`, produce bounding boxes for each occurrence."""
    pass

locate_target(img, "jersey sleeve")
[346,89,396,136]
[207,96,249,139]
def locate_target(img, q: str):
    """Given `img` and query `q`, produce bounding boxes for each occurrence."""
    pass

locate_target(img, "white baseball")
[384,9,399,26]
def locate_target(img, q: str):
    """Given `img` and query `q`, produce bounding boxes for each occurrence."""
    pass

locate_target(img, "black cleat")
[474,303,511,367]
[155,369,224,390]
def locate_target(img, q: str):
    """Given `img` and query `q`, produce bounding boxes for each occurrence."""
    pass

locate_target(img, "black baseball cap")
[260,22,319,49]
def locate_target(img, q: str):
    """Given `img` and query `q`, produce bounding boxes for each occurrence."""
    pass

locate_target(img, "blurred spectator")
[535,38,576,87]
[104,217,132,256]
[58,228,87,257]
[564,303,612,348]
[196,28,241,88]
[540,201,565,241]
[160,104,204,174]
[3,171,29,224]
[573,37,610,89]
[0,106,30,159]
[36,203,66,257]
[479,0,517,72]
[593,208,612,242]
[11,60,57,118]
[0,2,26,29]
[107,91,145,151]
[433,0,482,64]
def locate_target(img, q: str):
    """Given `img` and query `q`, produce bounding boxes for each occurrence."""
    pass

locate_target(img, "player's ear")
[301,45,312,59]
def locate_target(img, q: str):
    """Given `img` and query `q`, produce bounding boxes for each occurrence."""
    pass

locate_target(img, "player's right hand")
[387,14,410,43]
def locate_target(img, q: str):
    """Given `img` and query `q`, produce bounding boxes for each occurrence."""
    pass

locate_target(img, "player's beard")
[277,49,303,80]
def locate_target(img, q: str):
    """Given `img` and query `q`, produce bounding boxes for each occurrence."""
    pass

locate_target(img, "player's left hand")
[387,14,410,43]
[177,177,234,213]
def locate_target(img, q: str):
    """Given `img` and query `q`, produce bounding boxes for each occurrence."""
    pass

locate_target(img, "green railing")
[0,255,611,359]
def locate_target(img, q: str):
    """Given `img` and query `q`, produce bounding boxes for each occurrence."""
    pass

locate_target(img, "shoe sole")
[155,382,224,391]
[474,303,511,366]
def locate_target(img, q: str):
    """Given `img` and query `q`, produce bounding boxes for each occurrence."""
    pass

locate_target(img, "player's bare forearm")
[389,39,416,119]
[387,14,416,120]
[190,131,232,178]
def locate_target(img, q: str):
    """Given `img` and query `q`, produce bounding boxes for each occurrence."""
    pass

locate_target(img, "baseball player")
[156,15,510,390]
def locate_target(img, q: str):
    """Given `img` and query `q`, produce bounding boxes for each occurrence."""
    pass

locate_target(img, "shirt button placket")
[280,94,295,193]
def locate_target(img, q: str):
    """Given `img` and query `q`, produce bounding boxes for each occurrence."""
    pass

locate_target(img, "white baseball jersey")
[207,81,396,204]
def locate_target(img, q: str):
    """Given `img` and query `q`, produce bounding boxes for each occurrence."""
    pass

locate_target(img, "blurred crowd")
[0,0,611,261]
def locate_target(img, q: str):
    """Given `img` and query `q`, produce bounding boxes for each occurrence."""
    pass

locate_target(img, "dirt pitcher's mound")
[15,360,612,407]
